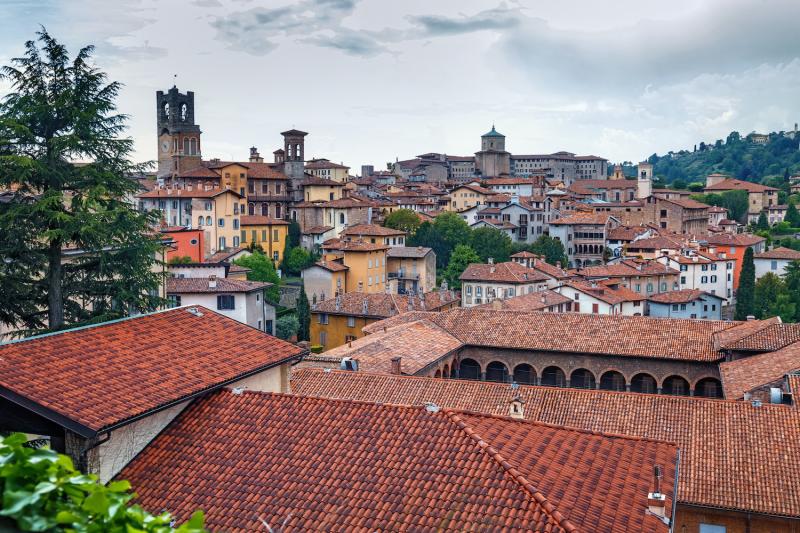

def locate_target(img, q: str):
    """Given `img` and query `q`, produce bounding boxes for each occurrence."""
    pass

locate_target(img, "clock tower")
[156,86,202,179]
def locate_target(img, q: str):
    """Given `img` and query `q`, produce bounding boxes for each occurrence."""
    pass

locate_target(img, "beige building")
[704,175,779,220]
[386,246,436,294]
[301,175,345,202]
[446,183,494,211]
[305,158,350,183]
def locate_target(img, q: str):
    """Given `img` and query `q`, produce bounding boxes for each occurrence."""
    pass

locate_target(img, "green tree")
[276,314,299,340]
[286,220,302,250]
[442,244,480,289]
[281,246,314,276]
[296,284,311,341]
[0,433,205,532]
[470,227,512,263]
[735,247,756,320]
[384,208,420,235]
[756,211,770,231]
[530,235,568,267]
[410,212,472,269]
[767,294,797,323]
[0,30,163,332]
[753,272,784,319]
[234,250,280,303]
[783,260,800,322]
[168,256,193,265]
[785,203,800,227]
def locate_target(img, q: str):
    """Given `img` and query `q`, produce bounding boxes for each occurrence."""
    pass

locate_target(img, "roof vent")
[208,274,217,289]
[186,307,203,317]
[231,387,245,395]
[323,368,332,373]
[340,357,359,371]
[769,387,783,404]
[424,402,440,413]
[751,399,763,408]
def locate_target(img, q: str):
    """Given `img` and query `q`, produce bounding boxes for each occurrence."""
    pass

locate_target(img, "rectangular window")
[672,304,679,311]
[699,525,726,533]
[260,230,266,241]
[680,265,687,271]
[319,331,327,346]
[216,295,235,310]
[273,229,279,242]
[347,316,356,328]
[318,313,329,325]
[233,219,239,230]
[241,230,247,242]
[772,260,778,270]
[466,285,472,295]
[168,295,181,308]
[218,218,224,227]
[592,303,599,313]
[680,304,687,310]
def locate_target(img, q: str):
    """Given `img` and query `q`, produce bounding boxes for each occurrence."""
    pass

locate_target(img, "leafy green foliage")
[0,433,205,532]
[786,203,800,227]
[286,220,302,250]
[383,209,420,235]
[167,256,193,265]
[233,250,280,303]
[734,247,756,320]
[690,190,749,223]
[648,131,800,185]
[0,30,164,332]
[756,212,770,231]
[409,212,471,269]
[529,235,569,267]
[296,283,311,342]
[280,246,314,276]
[469,227,512,263]
[442,244,480,289]
[783,260,800,322]
[276,314,299,340]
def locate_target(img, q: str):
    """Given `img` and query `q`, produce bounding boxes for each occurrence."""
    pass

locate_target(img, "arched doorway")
[513,364,536,385]
[450,360,458,379]
[599,371,626,392]
[442,364,450,379]
[694,377,723,398]
[434,369,442,378]
[630,373,657,394]
[662,375,690,396]
[486,361,509,383]
[570,368,596,389]
[459,358,481,380]
[541,366,566,387]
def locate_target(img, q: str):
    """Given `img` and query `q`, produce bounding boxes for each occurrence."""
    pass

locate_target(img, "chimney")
[488,257,494,265]
[556,261,561,269]
[390,356,402,375]
[249,146,263,163]
[208,274,217,289]
[362,299,369,315]
[491,298,503,310]
[647,466,668,522]
[746,315,756,321]
[407,295,414,312]
[508,395,525,419]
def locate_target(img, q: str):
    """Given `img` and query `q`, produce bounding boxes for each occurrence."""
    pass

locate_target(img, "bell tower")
[281,129,308,201]
[156,86,202,179]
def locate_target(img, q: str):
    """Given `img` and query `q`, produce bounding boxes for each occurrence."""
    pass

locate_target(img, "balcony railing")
[388,270,420,280]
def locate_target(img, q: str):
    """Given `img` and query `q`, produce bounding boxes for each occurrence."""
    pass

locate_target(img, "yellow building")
[309,291,460,350]
[302,175,345,202]
[239,215,290,263]
[446,183,493,211]
[321,240,388,294]
[137,187,244,256]
[386,246,436,294]
[305,158,350,183]
[302,260,349,304]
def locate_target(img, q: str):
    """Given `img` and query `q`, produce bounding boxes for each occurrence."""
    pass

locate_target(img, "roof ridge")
[443,410,577,533]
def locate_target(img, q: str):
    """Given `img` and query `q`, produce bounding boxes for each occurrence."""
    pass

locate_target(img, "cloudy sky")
[2,0,799,171]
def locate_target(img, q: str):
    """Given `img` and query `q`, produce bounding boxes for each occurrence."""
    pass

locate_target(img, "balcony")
[388,269,420,280]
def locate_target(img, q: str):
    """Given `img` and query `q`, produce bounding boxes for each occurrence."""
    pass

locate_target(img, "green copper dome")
[482,125,505,137]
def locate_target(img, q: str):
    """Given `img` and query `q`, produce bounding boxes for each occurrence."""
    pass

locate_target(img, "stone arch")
[570,368,596,389]
[694,377,723,398]
[442,364,450,379]
[540,366,567,388]
[459,358,481,380]
[434,369,442,378]
[662,375,691,396]
[486,361,510,383]
[599,370,626,392]
[630,373,658,394]
[513,363,536,385]
[450,359,458,378]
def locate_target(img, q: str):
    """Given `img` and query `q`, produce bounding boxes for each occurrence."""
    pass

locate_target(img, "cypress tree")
[296,282,311,342]
[735,247,756,320]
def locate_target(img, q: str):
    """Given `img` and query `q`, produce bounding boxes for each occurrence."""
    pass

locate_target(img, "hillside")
[612,131,800,187]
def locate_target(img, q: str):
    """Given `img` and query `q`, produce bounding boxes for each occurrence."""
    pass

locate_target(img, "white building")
[754,247,800,279]
[555,280,646,316]
[656,249,735,303]
[459,261,548,307]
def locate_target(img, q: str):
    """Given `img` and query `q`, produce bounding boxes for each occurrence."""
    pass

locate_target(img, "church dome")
[482,125,505,138]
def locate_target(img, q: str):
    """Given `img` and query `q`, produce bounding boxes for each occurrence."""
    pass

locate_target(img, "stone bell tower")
[156,86,202,179]
[281,129,308,201]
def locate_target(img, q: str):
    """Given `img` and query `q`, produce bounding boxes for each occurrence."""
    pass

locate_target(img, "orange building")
[703,233,766,289]
[161,226,205,263]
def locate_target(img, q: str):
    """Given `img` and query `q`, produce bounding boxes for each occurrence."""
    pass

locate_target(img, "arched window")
[570,368,596,389]
[183,138,189,154]
[485,361,509,383]
[275,204,282,218]
[541,366,566,387]
[261,203,268,216]
[662,375,690,396]
[197,216,204,226]
[248,203,255,215]
[339,212,345,224]
[434,369,442,378]
[459,358,481,380]
[599,371,626,391]
[190,138,196,155]
[206,216,212,226]
[630,373,657,394]
[694,377,723,398]
[513,364,535,385]
[442,364,450,379]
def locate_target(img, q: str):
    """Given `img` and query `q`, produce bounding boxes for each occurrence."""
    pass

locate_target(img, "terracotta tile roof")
[0,307,303,434]
[309,259,348,272]
[361,311,438,334]
[305,159,349,169]
[511,251,537,258]
[660,197,710,210]
[312,290,458,318]
[755,246,800,260]
[205,247,246,263]
[340,223,406,237]
[708,206,727,213]
[292,368,800,519]
[239,215,289,226]
[118,389,679,532]
[712,316,781,350]
[137,187,242,199]
[167,277,270,294]
[321,238,390,252]
[704,233,766,247]
[385,246,433,258]
[720,341,800,399]
[577,259,677,278]
[607,226,649,241]
[624,236,684,250]
[704,178,779,192]
[322,319,463,374]
[473,218,517,229]
[475,289,572,311]
[721,323,800,352]
[452,183,493,195]
[206,160,287,180]
[460,261,549,283]
[176,166,220,179]
[647,289,719,304]
[429,308,736,362]
[563,281,646,305]
[549,211,614,225]
[298,175,343,186]
[302,225,333,234]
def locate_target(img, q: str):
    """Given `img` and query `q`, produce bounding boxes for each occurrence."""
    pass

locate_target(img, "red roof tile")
[239,215,289,226]
[720,341,800,399]
[340,223,406,237]
[460,261,549,283]
[475,290,572,311]
[647,289,719,304]
[292,369,800,518]
[167,277,271,294]
[0,307,303,433]
[120,390,676,532]
[755,247,800,260]
[704,178,779,192]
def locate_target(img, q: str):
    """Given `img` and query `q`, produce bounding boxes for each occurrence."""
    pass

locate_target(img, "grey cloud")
[191,0,222,7]
[408,6,522,36]
[302,31,386,57]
